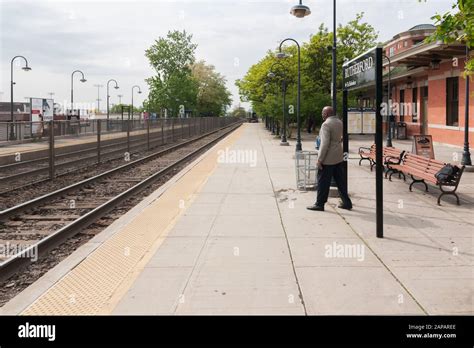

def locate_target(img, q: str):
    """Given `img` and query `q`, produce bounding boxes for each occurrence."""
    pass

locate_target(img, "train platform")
[0,126,170,158]
[1,123,472,315]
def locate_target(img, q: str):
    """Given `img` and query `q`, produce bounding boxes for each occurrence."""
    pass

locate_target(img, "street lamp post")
[331,0,337,113]
[291,0,337,113]
[383,54,393,147]
[268,62,289,145]
[93,84,104,114]
[462,46,472,166]
[106,79,119,129]
[71,70,87,117]
[131,85,142,120]
[10,55,32,140]
[278,38,302,151]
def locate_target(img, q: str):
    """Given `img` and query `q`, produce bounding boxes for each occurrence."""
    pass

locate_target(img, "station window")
[404,41,408,47]
[446,77,459,126]
[412,87,418,122]
[400,89,405,121]
[389,47,395,57]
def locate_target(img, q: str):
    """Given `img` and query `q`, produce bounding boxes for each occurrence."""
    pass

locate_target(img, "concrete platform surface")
[7,123,473,315]
[113,124,473,315]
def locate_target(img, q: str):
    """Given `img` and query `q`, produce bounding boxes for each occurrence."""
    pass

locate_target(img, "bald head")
[322,106,334,121]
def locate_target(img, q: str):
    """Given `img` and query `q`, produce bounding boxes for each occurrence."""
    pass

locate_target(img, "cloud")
[0,0,453,109]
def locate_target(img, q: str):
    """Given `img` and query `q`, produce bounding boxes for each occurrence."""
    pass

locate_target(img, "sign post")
[342,45,384,238]
[374,47,384,238]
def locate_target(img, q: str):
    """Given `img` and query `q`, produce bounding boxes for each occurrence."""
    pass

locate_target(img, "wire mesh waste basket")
[295,150,318,190]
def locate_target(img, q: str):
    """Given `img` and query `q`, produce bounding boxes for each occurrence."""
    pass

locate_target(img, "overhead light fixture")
[290,1,311,18]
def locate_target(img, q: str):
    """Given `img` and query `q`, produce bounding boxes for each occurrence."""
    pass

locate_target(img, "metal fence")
[0,117,242,186]
[0,117,239,145]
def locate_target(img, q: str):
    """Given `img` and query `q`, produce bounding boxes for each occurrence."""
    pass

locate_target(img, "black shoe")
[338,204,352,210]
[307,205,324,211]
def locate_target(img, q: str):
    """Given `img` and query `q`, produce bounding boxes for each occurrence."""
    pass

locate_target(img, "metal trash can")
[397,122,407,140]
[295,151,318,190]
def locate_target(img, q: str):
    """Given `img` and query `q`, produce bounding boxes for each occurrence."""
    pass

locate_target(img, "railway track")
[0,128,181,193]
[0,121,241,281]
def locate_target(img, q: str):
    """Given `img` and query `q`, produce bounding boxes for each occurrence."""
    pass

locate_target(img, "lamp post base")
[9,124,16,141]
[462,150,472,167]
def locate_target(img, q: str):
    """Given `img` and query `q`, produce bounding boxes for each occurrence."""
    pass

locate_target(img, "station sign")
[412,134,435,159]
[30,98,54,122]
[342,47,377,90]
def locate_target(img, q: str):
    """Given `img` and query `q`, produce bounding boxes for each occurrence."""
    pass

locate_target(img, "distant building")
[356,24,472,146]
[0,102,30,122]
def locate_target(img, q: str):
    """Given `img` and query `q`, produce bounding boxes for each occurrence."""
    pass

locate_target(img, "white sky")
[0,0,454,112]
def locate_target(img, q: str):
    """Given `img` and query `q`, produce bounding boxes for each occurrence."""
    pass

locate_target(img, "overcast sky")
[0,0,454,112]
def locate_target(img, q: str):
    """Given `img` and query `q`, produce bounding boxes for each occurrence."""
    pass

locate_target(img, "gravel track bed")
[0,127,234,308]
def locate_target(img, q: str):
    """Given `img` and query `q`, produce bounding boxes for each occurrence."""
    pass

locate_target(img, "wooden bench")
[387,153,465,205]
[358,144,405,173]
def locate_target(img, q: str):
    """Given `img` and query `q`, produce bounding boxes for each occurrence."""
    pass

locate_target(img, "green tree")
[337,12,379,58]
[430,0,473,75]
[191,60,232,116]
[144,30,198,116]
[236,51,296,122]
[237,12,378,129]
[231,106,247,118]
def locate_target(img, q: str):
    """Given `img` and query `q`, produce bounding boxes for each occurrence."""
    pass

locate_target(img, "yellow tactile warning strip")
[21,125,245,315]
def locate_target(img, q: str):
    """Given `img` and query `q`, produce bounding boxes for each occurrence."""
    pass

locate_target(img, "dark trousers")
[316,161,352,207]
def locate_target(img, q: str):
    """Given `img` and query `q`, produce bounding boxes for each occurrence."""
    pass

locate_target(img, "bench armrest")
[384,155,402,165]
[358,146,372,154]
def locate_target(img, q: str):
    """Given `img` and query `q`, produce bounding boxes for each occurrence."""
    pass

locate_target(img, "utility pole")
[117,94,123,105]
[94,84,103,113]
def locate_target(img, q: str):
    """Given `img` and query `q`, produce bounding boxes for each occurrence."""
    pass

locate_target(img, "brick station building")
[357,24,472,147]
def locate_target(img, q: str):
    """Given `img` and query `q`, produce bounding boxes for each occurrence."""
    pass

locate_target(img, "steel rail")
[0,122,241,281]
[0,122,240,220]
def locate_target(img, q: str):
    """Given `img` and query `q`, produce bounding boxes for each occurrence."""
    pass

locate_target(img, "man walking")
[307,106,352,211]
